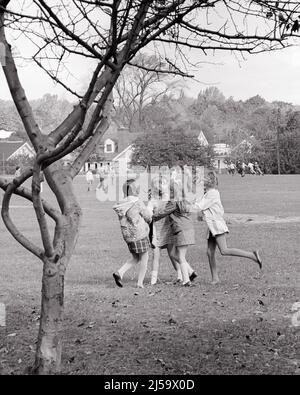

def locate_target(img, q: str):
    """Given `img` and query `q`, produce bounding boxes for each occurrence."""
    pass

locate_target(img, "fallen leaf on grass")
[75,338,86,345]
[213,300,224,307]
[86,322,96,329]
[68,356,75,363]
[156,358,166,367]
[276,334,286,342]
[254,310,264,315]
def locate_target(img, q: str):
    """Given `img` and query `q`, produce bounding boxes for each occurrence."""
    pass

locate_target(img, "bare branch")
[0,170,44,259]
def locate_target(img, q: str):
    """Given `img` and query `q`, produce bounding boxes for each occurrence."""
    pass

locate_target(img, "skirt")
[127,237,150,254]
[206,219,229,239]
[152,217,174,248]
[173,228,195,247]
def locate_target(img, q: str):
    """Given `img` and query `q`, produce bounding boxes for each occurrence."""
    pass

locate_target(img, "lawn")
[0,174,299,375]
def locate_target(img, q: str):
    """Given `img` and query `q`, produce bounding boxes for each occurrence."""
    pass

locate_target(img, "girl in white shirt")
[194,171,262,284]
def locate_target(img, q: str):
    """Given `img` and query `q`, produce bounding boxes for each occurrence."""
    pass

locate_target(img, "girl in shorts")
[193,171,262,284]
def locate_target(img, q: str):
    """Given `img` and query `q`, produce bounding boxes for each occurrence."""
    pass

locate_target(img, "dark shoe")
[174,279,183,285]
[254,251,262,270]
[183,281,192,287]
[189,271,198,282]
[113,272,123,287]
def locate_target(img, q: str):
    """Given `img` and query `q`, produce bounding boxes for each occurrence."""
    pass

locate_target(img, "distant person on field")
[193,171,262,284]
[113,179,153,288]
[85,169,94,192]
[254,161,263,175]
[247,161,256,175]
[14,166,21,178]
[241,162,247,177]
[96,166,108,190]
[228,162,236,176]
[109,166,116,186]
[236,161,245,177]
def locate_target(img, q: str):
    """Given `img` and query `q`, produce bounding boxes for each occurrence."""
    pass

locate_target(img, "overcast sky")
[1,41,300,106]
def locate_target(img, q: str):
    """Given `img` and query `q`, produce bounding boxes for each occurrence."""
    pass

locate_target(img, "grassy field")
[0,174,300,375]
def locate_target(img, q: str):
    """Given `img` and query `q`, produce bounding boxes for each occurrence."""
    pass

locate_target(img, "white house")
[84,123,140,172]
[0,140,35,162]
[213,143,231,174]
[113,144,134,164]
[197,130,209,146]
[197,130,231,173]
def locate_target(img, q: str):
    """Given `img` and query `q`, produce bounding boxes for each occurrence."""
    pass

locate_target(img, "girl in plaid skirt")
[113,179,153,288]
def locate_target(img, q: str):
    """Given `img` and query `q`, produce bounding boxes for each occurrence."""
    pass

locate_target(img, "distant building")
[212,143,231,174]
[0,129,14,140]
[197,130,209,146]
[84,123,140,172]
[0,140,35,162]
[197,130,231,173]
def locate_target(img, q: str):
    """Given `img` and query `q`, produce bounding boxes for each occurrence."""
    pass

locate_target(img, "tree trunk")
[32,166,82,375]
[32,260,65,375]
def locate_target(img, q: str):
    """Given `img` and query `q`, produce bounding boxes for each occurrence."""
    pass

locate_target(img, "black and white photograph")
[0,0,300,379]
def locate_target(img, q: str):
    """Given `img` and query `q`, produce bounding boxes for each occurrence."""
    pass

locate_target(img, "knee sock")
[176,269,183,281]
[180,262,190,284]
[151,270,158,285]
[118,262,133,279]
[137,260,147,288]
[186,262,194,275]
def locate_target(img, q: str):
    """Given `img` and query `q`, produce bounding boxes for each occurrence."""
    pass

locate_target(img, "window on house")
[106,144,113,152]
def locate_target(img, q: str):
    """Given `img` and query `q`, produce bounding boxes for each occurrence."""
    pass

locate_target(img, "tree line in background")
[1,85,300,174]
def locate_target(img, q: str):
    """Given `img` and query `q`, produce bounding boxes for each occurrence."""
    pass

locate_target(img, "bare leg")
[215,234,261,268]
[207,235,220,284]
[151,247,160,285]
[176,246,190,285]
[118,253,138,278]
[167,244,182,281]
[168,244,196,281]
[137,251,149,288]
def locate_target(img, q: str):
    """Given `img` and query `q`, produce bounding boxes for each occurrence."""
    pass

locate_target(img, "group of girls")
[112,170,262,289]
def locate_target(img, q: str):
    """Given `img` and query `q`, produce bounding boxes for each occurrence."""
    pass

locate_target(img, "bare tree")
[114,53,187,130]
[0,0,300,375]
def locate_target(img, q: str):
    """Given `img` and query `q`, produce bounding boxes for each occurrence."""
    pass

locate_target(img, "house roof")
[113,144,134,162]
[0,141,33,161]
[97,123,141,161]
[198,131,209,146]
[0,130,13,139]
